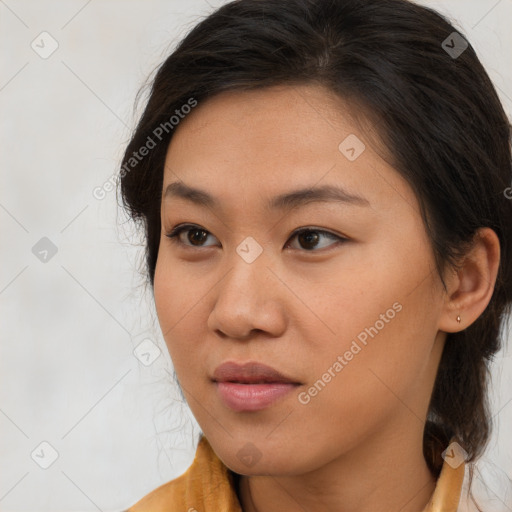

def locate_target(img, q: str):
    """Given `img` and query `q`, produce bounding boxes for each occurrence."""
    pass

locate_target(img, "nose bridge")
[222,236,271,304]
[208,237,285,338]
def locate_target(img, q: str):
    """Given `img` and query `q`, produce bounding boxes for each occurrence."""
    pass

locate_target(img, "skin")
[153,84,500,512]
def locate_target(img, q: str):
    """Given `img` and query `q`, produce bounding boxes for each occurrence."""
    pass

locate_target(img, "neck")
[237,427,436,512]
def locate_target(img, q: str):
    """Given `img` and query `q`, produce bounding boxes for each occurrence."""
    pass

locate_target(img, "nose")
[207,249,287,340]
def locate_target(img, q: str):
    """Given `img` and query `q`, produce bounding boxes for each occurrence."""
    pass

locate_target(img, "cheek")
[302,242,440,419]
[153,253,175,333]
[153,251,209,376]
[301,273,440,438]
[154,250,201,329]
[153,253,190,357]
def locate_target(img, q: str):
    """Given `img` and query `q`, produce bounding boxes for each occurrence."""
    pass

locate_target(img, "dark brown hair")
[118,0,512,505]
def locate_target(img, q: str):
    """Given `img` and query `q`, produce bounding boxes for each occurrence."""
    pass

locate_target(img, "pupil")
[189,229,207,245]
[299,230,318,250]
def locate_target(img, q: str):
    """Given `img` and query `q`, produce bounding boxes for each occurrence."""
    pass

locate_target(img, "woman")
[119,0,512,510]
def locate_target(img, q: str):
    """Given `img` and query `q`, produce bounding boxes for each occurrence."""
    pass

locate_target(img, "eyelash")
[164,224,348,252]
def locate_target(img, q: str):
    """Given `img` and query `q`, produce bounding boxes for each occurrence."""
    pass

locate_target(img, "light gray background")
[1,1,511,511]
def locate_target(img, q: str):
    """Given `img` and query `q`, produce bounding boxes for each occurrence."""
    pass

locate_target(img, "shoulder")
[124,435,243,512]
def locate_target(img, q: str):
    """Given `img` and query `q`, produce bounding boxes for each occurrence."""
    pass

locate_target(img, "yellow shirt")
[125,435,465,512]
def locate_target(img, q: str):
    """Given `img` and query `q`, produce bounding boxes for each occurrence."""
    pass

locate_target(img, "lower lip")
[215,382,298,412]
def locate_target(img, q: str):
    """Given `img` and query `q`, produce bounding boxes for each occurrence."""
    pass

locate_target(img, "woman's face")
[153,84,449,475]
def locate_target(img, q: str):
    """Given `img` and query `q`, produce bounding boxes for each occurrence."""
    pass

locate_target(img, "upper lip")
[212,361,300,384]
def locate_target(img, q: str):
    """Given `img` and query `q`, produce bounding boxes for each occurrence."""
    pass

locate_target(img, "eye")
[165,224,347,251]
[286,227,347,251]
[165,224,218,247]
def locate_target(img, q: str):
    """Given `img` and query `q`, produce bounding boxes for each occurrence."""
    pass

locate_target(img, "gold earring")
[456,315,461,323]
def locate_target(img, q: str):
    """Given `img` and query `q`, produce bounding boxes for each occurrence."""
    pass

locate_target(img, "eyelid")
[164,223,348,251]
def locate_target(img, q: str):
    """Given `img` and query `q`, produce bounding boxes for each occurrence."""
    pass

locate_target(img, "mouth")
[211,360,300,385]
[211,361,301,412]
[217,377,295,384]
[214,381,300,412]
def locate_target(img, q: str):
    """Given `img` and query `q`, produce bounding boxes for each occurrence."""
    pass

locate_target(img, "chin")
[218,443,317,477]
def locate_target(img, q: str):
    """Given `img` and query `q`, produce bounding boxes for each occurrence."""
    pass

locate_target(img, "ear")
[438,227,501,333]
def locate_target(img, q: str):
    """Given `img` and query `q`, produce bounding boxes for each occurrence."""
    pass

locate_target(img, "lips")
[212,361,300,384]
[212,361,301,412]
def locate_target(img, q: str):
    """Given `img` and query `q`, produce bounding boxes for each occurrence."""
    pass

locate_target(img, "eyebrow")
[163,181,371,211]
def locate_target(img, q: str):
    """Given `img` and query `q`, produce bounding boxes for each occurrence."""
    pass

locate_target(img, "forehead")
[162,84,418,218]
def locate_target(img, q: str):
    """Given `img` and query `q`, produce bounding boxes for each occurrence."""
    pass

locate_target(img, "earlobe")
[438,227,501,333]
